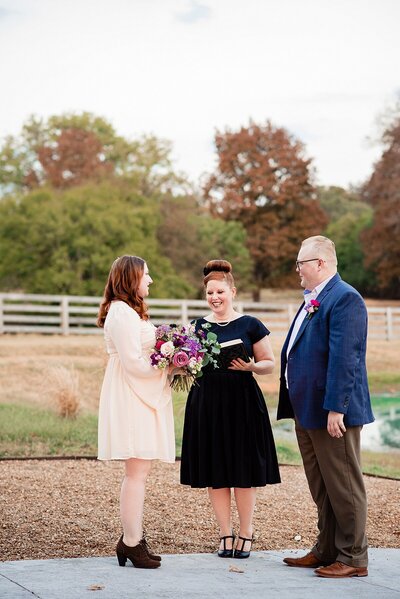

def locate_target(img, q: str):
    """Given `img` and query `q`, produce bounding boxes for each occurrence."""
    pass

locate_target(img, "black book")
[217,338,250,369]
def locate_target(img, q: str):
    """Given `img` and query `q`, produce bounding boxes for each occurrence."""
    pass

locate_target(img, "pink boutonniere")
[304,299,320,319]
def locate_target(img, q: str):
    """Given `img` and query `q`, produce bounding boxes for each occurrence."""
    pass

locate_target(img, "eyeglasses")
[295,258,321,269]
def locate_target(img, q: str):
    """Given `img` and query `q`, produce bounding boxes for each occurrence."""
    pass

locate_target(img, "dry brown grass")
[0,332,399,414]
[0,334,105,413]
[259,336,400,397]
[47,365,80,418]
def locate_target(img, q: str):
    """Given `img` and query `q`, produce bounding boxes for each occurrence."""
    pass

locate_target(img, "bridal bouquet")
[150,322,221,392]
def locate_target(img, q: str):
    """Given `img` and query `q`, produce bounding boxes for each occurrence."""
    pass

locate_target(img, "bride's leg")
[120,457,152,547]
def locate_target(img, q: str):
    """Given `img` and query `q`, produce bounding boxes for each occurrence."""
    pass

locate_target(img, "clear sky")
[0,0,399,189]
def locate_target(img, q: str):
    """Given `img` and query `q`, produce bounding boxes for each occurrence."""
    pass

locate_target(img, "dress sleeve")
[107,303,171,410]
[248,316,270,344]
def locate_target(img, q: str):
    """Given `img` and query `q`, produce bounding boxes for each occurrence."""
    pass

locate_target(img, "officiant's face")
[206,279,236,315]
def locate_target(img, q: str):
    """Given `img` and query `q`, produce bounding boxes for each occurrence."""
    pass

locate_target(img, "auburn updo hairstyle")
[97,255,149,328]
[203,259,235,288]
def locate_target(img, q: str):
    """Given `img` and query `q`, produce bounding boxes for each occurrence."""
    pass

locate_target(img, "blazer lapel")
[312,273,341,304]
[291,307,313,349]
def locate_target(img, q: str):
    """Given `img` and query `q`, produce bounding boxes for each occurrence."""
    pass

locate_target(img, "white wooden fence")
[0,293,399,339]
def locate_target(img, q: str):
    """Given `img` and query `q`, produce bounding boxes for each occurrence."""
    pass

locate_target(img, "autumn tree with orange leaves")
[361,107,400,298]
[34,128,112,189]
[204,121,328,298]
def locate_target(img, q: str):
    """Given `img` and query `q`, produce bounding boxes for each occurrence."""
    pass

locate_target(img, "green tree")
[0,180,191,297]
[196,217,253,295]
[318,185,374,294]
[317,185,367,222]
[326,209,374,294]
[157,195,253,296]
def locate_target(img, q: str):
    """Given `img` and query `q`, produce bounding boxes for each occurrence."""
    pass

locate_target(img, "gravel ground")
[1,460,399,562]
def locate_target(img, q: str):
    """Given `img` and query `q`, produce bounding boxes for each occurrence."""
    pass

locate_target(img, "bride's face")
[137,263,153,298]
[206,279,236,315]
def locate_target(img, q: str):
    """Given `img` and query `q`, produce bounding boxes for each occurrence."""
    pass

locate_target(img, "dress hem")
[180,480,281,489]
[97,456,176,463]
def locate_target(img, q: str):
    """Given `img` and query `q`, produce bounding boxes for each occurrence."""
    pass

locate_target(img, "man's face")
[295,247,322,290]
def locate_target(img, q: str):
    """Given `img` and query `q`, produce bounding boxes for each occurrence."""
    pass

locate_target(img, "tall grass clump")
[48,365,80,418]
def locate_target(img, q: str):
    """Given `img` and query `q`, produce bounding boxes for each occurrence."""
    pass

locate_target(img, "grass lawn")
[1,394,399,479]
[0,403,98,457]
[0,333,399,478]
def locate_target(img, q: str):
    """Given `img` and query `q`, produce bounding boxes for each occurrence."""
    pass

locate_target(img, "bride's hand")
[168,366,186,377]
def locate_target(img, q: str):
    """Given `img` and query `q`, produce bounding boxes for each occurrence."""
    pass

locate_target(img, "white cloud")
[175,1,212,24]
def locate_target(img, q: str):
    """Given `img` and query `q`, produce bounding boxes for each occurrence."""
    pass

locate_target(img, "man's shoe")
[283,551,330,568]
[315,561,368,578]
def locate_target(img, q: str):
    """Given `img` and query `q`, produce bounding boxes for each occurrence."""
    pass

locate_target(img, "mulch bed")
[1,460,399,561]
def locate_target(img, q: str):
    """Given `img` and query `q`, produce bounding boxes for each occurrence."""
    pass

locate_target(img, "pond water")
[272,404,400,453]
[361,405,400,452]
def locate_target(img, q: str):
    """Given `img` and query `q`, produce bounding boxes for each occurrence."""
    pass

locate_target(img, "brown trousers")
[295,420,368,567]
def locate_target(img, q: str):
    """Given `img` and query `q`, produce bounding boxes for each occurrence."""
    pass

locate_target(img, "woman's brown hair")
[97,256,149,327]
[203,259,235,288]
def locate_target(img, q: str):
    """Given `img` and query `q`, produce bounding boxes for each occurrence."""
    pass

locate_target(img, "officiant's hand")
[229,358,254,371]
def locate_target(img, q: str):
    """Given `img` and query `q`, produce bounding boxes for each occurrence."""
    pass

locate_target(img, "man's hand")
[327,411,347,438]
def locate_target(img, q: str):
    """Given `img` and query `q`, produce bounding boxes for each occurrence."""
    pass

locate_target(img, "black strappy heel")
[233,535,254,559]
[218,533,236,558]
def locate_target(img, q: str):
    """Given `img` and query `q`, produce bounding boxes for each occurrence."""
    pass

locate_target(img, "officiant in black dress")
[180,260,280,559]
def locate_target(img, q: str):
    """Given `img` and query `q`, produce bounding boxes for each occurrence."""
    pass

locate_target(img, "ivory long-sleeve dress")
[98,300,175,462]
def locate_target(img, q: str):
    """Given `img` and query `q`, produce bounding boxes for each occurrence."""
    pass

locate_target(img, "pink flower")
[155,339,164,350]
[305,299,320,319]
[172,351,190,367]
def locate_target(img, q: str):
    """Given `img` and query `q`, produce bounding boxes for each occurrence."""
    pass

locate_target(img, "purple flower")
[172,334,185,347]
[155,324,171,339]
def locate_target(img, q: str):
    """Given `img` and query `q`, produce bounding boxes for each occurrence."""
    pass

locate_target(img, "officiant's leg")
[309,426,368,567]
[295,422,337,562]
[208,487,234,550]
[234,487,256,553]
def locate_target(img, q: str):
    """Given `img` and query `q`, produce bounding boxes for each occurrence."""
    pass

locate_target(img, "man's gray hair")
[301,235,338,265]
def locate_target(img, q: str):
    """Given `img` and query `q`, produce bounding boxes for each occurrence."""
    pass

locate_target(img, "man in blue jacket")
[278,235,374,578]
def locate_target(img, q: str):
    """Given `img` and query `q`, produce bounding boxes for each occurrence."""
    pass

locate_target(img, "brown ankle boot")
[142,535,161,561]
[116,535,160,568]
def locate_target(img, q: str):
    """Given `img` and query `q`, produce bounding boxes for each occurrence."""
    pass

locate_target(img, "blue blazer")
[277,273,374,429]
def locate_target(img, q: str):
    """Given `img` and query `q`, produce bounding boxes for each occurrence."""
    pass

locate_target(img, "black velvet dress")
[180,316,281,489]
